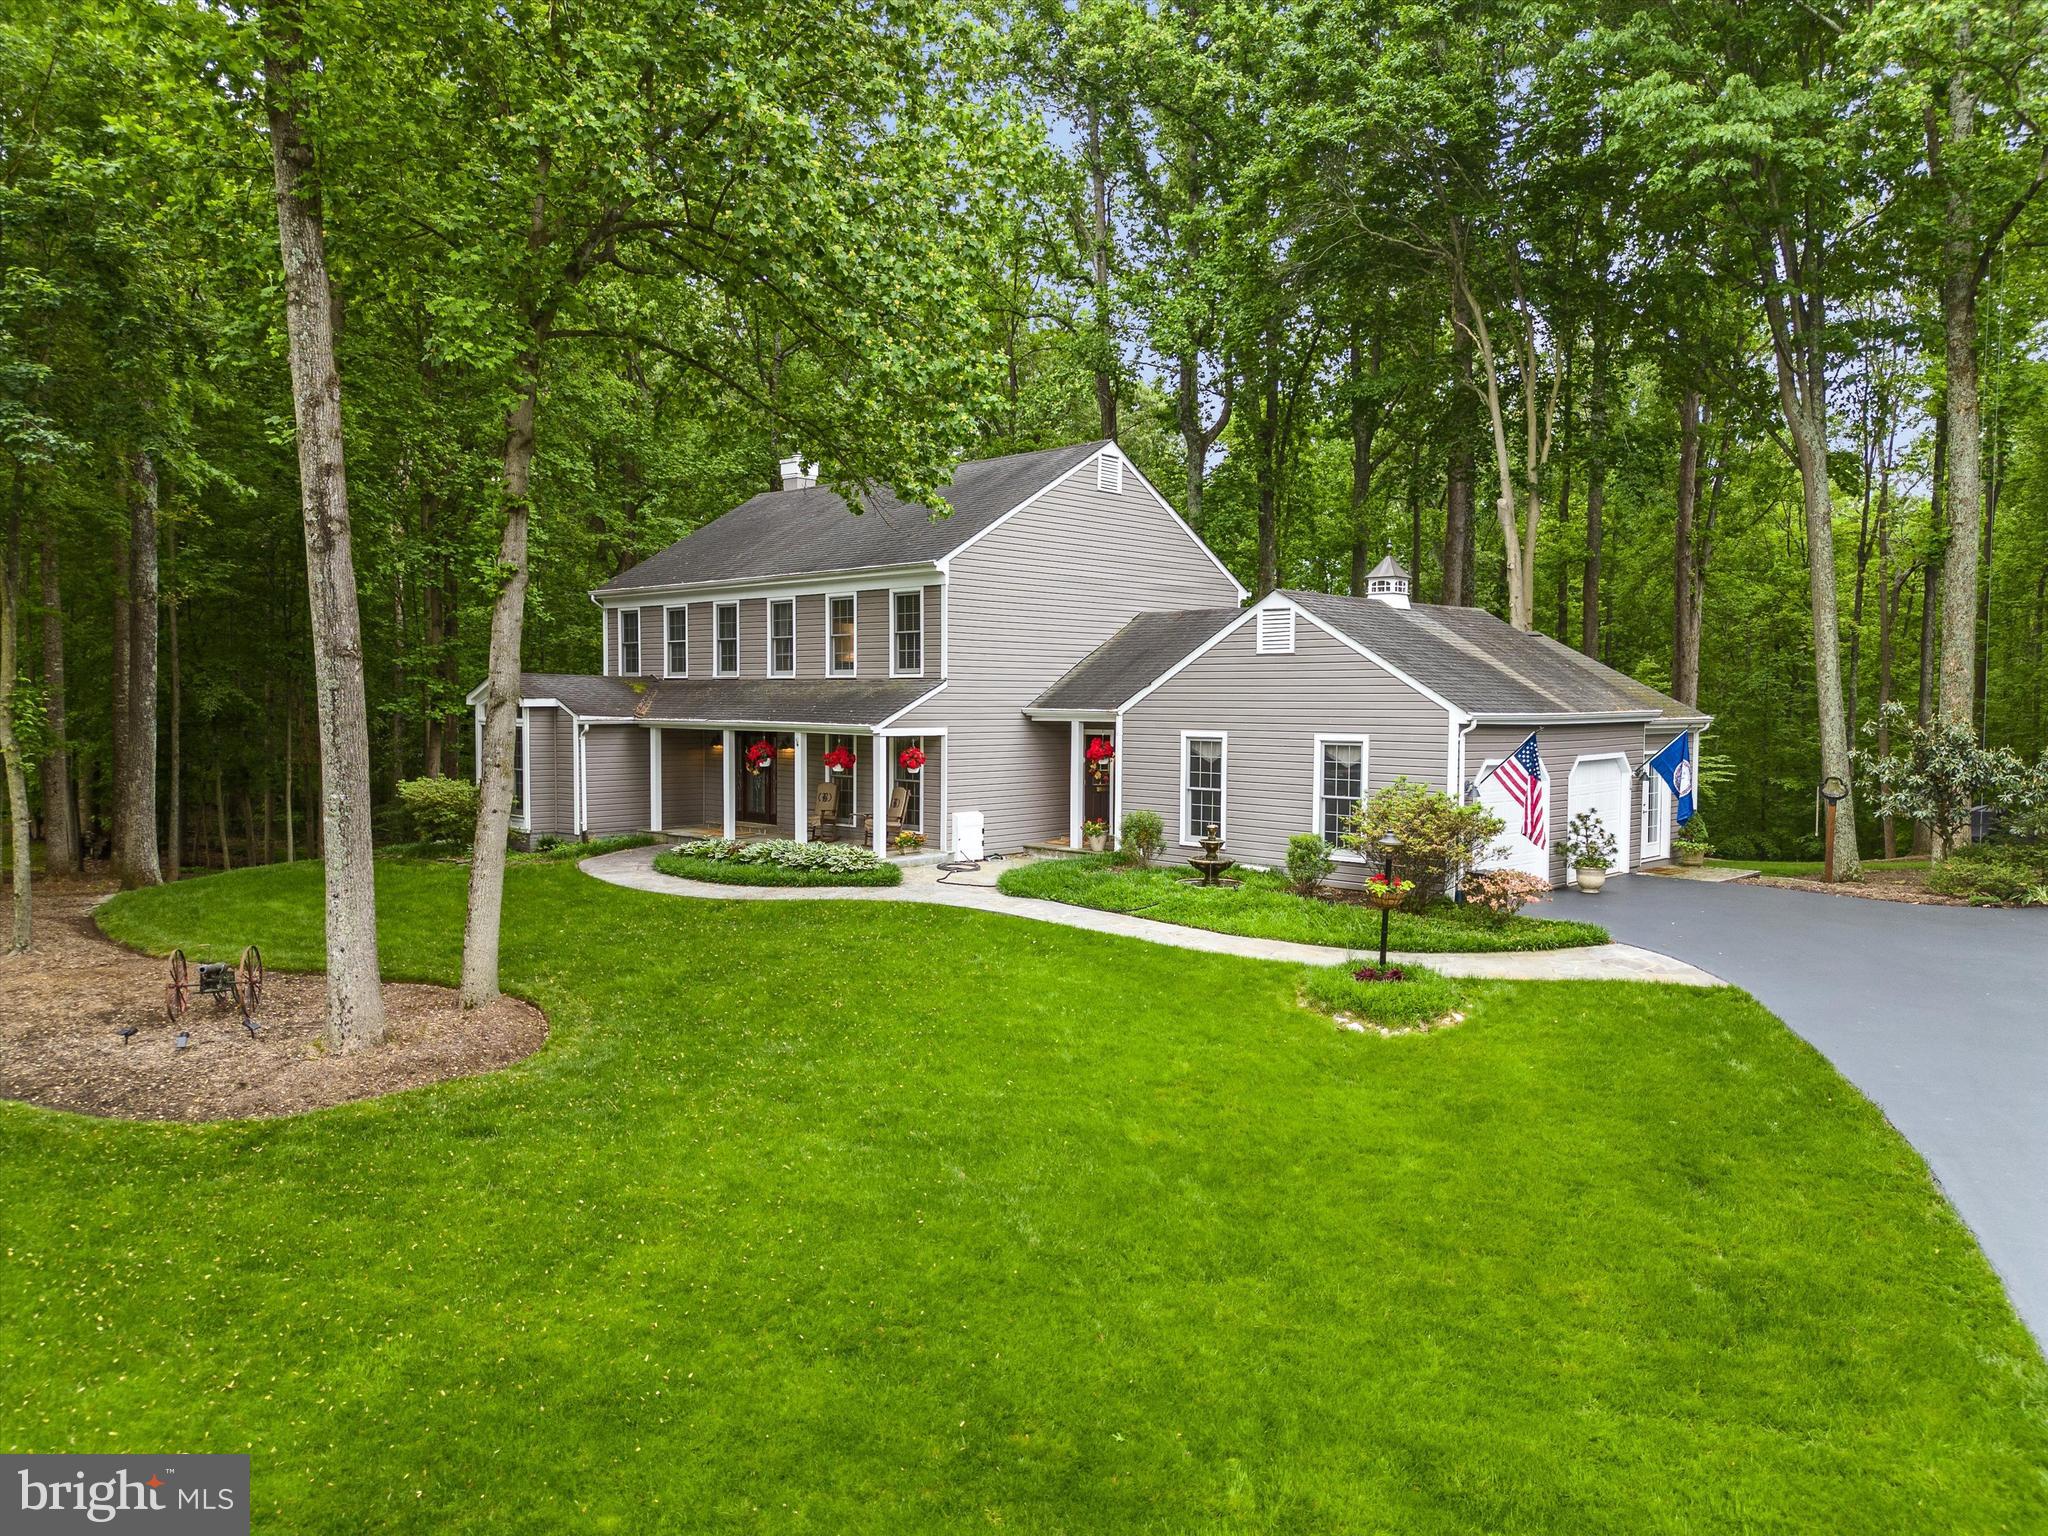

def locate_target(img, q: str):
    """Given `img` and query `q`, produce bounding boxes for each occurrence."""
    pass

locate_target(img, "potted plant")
[744,738,775,775]
[893,829,926,853]
[897,744,926,776]
[821,745,856,777]
[1564,810,1617,892]
[1081,817,1109,853]
[1362,871,1414,909]
[1672,812,1711,867]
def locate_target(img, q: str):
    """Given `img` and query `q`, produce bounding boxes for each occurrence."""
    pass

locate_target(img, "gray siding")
[1120,617,1454,885]
[521,706,576,837]
[896,455,1242,851]
[661,728,712,827]
[583,724,652,835]
[603,608,617,677]
[1467,721,1647,885]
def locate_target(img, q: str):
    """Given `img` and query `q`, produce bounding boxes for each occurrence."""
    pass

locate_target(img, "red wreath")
[1085,735,1115,787]
[897,745,926,774]
[744,738,776,774]
[821,745,857,774]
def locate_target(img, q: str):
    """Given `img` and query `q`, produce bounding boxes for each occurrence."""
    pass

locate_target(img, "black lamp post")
[1377,833,1400,969]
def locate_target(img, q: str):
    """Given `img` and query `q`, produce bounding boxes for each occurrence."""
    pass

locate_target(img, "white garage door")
[1476,759,1551,882]
[1567,754,1631,883]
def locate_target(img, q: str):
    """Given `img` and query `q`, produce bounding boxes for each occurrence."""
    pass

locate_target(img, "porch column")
[793,731,809,844]
[721,728,737,839]
[872,732,888,858]
[648,726,664,833]
[1069,720,1084,848]
[1108,720,1121,851]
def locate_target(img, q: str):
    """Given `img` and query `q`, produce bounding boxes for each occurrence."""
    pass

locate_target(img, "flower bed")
[653,838,903,888]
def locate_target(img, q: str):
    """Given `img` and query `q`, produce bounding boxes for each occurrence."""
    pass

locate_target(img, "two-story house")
[473,440,1707,885]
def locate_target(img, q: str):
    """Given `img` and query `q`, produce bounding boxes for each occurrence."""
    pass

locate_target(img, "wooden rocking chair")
[857,784,913,845]
[807,780,841,842]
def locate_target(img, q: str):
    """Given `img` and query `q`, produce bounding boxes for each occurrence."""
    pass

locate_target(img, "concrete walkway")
[1590,872,2048,1345]
[580,845,1722,985]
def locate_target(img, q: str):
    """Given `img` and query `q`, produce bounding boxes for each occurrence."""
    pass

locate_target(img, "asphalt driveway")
[1591,873,2048,1345]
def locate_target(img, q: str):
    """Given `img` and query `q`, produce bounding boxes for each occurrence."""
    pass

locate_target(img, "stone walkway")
[580,846,1722,985]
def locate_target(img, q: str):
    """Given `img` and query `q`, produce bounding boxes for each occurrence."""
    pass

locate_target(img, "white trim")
[1640,771,1672,861]
[1256,607,1295,654]
[826,592,858,676]
[574,720,589,836]
[648,724,664,831]
[939,576,950,680]
[1095,451,1123,494]
[793,730,809,845]
[874,681,948,731]
[1468,710,1661,726]
[595,562,942,607]
[1069,721,1084,848]
[935,443,1249,602]
[617,608,642,676]
[720,729,737,839]
[1117,607,1264,715]
[766,595,796,677]
[662,603,690,678]
[512,708,532,832]
[1109,719,1123,850]
[713,601,740,677]
[1566,751,1632,882]
[1178,730,1228,848]
[1311,734,1369,859]
[888,586,925,678]
[871,732,888,857]
[938,736,949,853]
[1280,596,1469,721]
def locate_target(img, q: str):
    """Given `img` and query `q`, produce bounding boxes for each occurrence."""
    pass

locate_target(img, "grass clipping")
[1300,962,1465,1036]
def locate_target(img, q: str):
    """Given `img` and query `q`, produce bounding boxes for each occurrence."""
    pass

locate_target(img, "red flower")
[1084,736,1116,764]
[744,738,775,772]
[821,746,856,773]
[897,745,926,773]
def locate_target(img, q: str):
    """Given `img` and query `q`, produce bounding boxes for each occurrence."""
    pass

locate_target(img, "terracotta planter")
[1575,866,1608,893]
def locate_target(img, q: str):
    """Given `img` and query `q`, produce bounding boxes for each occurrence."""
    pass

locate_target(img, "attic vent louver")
[1257,607,1295,654]
[1096,452,1123,494]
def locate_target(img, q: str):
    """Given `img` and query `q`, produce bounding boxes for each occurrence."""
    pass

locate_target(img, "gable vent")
[1096,452,1123,494]
[1256,607,1295,655]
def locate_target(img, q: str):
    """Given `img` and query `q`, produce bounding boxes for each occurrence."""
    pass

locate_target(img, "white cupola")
[777,454,819,490]
[1364,554,1411,608]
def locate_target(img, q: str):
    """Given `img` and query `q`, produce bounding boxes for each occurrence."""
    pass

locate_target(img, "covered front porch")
[647,726,943,858]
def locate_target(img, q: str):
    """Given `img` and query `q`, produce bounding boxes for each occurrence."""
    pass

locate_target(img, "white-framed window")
[1257,608,1295,654]
[1313,735,1367,850]
[714,602,739,676]
[511,710,529,829]
[1641,771,1672,860]
[768,597,796,676]
[828,594,856,675]
[1096,451,1123,494]
[892,590,923,675]
[1180,732,1226,846]
[664,605,689,677]
[618,609,641,675]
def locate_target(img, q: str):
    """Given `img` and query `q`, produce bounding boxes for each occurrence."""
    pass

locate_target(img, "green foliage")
[1299,962,1463,1031]
[657,838,902,886]
[396,776,480,843]
[1854,702,2031,853]
[1117,808,1165,866]
[1925,844,2048,907]
[1285,832,1337,896]
[1342,777,1507,908]
[1563,811,1618,872]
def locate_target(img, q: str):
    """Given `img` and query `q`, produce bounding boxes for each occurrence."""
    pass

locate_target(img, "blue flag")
[1648,733,1695,824]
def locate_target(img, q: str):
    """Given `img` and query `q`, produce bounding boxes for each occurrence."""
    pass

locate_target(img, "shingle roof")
[518,672,934,729]
[1283,591,1708,722]
[595,441,1109,594]
[1029,609,1243,712]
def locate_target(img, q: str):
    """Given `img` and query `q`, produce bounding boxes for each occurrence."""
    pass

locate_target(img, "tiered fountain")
[1186,824,1236,887]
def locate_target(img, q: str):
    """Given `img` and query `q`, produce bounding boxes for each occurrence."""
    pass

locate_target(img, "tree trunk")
[1581,323,1608,657]
[461,353,539,1005]
[1935,65,1982,733]
[1251,328,1281,598]
[1086,108,1117,442]
[112,451,162,889]
[165,526,182,881]
[284,705,296,864]
[1791,398,1861,877]
[1,491,33,949]
[214,761,233,873]
[1672,389,1701,706]
[36,526,77,875]
[267,21,387,1049]
[1442,308,1475,607]
[1346,331,1382,596]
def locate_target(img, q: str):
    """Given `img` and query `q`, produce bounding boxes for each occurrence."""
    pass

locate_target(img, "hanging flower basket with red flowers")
[821,745,856,776]
[1084,735,1115,787]
[744,738,776,775]
[897,745,926,775]
[1363,872,1414,910]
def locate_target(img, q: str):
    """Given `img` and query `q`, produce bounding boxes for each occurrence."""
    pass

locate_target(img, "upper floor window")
[892,591,923,675]
[768,598,796,676]
[1316,736,1366,846]
[665,605,689,677]
[829,595,856,675]
[618,610,641,675]
[715,602,739,676]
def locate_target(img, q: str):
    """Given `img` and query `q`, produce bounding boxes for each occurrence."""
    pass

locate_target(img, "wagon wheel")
[165,948,192,1023]
[236,946,265,1014]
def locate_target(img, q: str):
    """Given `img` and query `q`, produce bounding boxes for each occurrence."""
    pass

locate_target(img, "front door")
[738,735,777,824]
[1082,728,1113,831]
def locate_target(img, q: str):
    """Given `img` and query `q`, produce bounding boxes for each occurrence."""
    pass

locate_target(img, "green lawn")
[2,860,2042,1532]
[999,854,1609,952]
[1708,855,1932,880]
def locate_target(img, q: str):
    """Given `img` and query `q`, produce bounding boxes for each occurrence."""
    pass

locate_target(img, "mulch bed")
[1753,872,1970,906]
[0,877,547,1123]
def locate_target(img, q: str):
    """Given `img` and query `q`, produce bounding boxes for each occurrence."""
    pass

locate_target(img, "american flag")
[1489,731,1548,847]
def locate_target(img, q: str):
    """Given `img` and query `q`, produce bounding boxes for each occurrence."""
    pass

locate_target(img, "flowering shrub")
[1343,778,1505,907]
[821,746,857,774]
[1855,700,2034,856]
[897,745,926,773]
[893,829,926,852]
[1461,869,1550,923]
[674,837,886,873]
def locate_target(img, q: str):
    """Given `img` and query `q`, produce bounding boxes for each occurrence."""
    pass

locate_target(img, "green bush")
[397,776,479,843]
[1925,843,2048,906]
[1342,777,1505,908]
[1299,962,1463,1031]
[1118,808,1165,865]
[1284,832,1336,895]
[655,838,903,887]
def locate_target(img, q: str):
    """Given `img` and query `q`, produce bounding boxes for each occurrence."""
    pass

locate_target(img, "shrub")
[658,838,902,887]
[1461,869,1550,923]
[1299,962,1462,1031]
[397,776,479,843]
[1342,777,1505,907]
[1563,810,1617,871]
[1285,833,1336,896]
[1118,808,1165,866]
[1925,843,2048,906]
